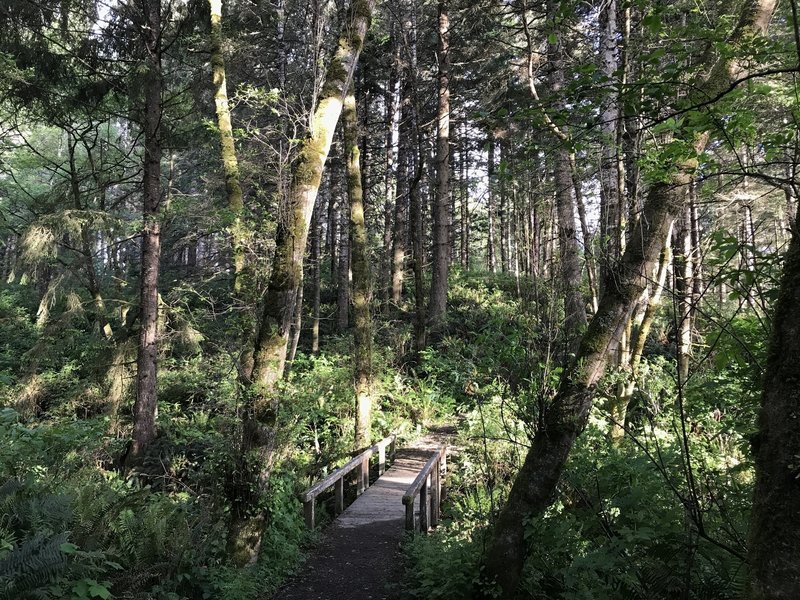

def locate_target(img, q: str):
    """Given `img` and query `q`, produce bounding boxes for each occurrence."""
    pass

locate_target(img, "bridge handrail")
[402,446,447,533]
[301,434,396,529]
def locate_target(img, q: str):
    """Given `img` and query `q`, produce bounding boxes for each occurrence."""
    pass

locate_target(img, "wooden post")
[335,477,344,515]
[441,447,447,501]
[405,501,414,531]
[390,435,396,460]
[431,460,440,527]
[304,499,315,529]
[420,476,429,533]
[379,444,386,475]
[362,455,370,490]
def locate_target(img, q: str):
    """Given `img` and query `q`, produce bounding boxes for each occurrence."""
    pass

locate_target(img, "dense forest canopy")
[0,0,798,598]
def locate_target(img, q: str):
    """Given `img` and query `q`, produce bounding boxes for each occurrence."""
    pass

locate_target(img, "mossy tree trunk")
[336,153,350,332]
[209,0,246,293]
[130,0,162,462]
[229,0,376,566]
[249,0,375,391]
[344,85,373,448]
[482,2,776,594]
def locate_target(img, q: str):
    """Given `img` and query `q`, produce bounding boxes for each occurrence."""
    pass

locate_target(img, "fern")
[0,532,68,599]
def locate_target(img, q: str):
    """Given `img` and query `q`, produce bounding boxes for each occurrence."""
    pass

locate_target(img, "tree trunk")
[554,151,587,347]
[249,0,375,390]
[428,0,451,330]
[311,199,322,354]
[209,0,246,293]
[285,279,303,372]
[382,25,401,305]
[598,0,624,296]
[345,86,373,448]
[130,0,162,462]
[487,134,497,273]
[337,155,351,332]
[391,118,409,305]
[460,118,469,271]
[230,0,376,566]
[499,140,508,273]
[748,222,800,598]
[482,1,776,594]
[675,201,694,383]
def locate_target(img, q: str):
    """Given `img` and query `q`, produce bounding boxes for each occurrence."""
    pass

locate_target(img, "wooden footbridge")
[274,432,451,600]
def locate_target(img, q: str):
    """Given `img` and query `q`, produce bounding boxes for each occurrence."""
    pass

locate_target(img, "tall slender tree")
[344,84,373,448]
[130,0,163,462]
[428,0,451,330]
[209,0,246,293]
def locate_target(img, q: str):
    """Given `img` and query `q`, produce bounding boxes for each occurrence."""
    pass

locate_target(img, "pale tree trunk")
[391,116,409,305]
[230,0,376,566]
[345,86,374,448]
[130,0,162,463]
[487,134,497,273]
[690,187,704,311]
[383,25,400,304]
[428,0,451,330]
[209,0,246,293]
[460,118,469,270]
[483,3,776,594]
[598,0,625,295]
[748,220,800,598]
[675,201,694,383]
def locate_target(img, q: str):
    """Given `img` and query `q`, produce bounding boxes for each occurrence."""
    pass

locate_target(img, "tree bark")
[311,198,322,354]
[483,3,776,594]
[209,0,246,293]
[344,86,373,448]
[249,0,375,390]
[130,0,162,462]
[460,118,469,270]
[337,155,350,332]
[487,133,497,273]
[230,0,376,566]
[428,0,451,329]
[382,25,401,305]
[748,222,800,598]
[598,0,625,295]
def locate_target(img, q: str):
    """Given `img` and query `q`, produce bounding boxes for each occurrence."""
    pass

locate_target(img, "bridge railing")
[300,434,396,529]
[402,446,447,533]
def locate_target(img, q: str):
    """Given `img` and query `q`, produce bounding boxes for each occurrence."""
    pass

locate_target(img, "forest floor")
[270,427,456,600]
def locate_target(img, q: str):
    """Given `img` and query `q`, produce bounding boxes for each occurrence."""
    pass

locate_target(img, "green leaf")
[89,583,112,599]
[59,542,78,554]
